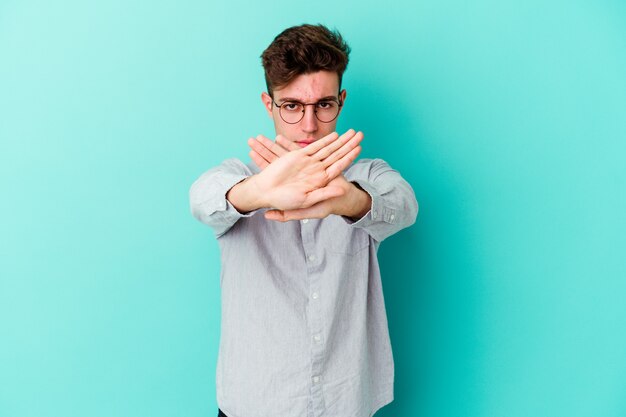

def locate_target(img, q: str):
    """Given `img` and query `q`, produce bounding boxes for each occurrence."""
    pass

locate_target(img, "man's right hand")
[226,129,363,213]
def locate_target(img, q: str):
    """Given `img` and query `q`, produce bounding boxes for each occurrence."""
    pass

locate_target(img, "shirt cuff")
[209,174,261,220]
[342,179,397,227]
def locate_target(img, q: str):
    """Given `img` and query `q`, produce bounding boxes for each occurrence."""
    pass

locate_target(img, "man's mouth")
[296,139,315,148]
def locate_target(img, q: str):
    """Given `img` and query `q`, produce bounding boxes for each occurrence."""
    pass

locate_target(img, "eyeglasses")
[272,96,343,124]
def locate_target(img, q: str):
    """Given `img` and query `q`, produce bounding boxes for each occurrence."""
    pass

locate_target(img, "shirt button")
[372,210,378,218]
[312,292,319,299]
[308,254,316,262]
[313,376,320,383]
[302,219,309,224]
[314,334,321,342]
[390,214,395,220]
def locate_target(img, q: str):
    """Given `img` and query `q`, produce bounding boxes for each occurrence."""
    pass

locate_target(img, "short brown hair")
[261,24,351,97]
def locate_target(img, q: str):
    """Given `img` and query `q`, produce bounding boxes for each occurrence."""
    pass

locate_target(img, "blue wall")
[1,1,625,416]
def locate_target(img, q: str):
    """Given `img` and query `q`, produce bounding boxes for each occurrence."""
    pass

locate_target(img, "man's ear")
[339,89,347,114]
[261,92,274,118]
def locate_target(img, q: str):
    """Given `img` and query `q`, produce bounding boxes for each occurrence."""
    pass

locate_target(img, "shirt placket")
[300,218,326,417]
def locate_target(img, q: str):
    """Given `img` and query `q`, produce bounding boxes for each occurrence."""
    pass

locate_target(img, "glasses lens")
[315,100,340,122]
[279,102,304,124]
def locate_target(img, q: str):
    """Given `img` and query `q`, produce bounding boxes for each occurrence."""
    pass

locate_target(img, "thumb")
[302,185,345,208]
[264,209,286,221]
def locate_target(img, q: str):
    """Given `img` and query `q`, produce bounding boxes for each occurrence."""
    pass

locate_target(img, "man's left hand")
[249,134,372,222]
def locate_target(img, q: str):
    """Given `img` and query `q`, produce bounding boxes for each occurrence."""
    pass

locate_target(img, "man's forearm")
[226,175,266,214]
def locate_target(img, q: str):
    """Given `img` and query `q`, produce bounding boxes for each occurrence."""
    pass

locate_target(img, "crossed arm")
[226,129,372,222]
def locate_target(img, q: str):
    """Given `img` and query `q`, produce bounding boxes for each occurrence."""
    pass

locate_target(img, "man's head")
[260,24,351,147]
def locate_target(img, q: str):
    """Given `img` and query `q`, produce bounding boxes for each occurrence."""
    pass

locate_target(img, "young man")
[190,24,418,417]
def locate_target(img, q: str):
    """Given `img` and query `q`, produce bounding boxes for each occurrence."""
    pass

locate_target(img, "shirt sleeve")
[342,158,419,242]
[189,158,260,238]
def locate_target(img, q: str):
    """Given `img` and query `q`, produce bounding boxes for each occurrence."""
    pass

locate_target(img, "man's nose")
[301,104,318,132]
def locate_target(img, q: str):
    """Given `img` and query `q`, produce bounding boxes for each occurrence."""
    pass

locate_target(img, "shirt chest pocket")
[320,216,371,256]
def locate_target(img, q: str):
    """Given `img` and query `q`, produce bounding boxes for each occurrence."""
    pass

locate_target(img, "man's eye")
[283,102,301,111]
[317,101,333,109]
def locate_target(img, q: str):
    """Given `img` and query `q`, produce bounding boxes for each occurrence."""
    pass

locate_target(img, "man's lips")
[296,139,316,147]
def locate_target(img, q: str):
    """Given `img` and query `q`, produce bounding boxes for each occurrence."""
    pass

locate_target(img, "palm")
[256,151,334,209]
[289,174,351,218]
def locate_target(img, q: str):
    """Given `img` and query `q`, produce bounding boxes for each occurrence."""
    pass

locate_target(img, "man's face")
[261,71,347,148]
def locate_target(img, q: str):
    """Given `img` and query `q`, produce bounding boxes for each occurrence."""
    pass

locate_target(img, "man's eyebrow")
[277,95,338,102]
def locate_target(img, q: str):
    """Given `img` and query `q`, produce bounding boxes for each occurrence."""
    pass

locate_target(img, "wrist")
[227,175,266,213]
[343,182,372,220]
[245,174,268,208]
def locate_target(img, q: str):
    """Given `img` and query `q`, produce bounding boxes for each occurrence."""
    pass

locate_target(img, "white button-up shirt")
[190,157,418,417]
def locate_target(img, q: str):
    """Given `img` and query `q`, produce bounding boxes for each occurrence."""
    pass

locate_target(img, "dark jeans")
[217,409,228,417]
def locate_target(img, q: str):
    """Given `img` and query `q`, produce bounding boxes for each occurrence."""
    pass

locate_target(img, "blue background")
[1,1,625,416]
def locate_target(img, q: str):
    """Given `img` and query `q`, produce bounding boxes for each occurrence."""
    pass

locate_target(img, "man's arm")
[249,137,418,242]
[342,158,418,242]
[189,158,258,238]
[190,129,363,237]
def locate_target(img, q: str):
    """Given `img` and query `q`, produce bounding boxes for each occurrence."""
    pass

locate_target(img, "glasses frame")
[271,94,344,124]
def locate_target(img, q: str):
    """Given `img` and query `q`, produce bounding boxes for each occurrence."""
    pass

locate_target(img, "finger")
[326,146,362,179]
[275,134,301,152]
[257,134,289,157]
[249,136,279,163]
[321,131,364,168]
[265,207,309,222]
[265,209,287,222]
[303,131,340,155]
[311,129,356,161]
[249,150,269,169]
[301,185,346,208]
